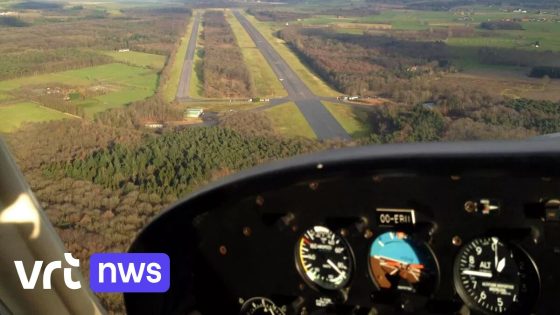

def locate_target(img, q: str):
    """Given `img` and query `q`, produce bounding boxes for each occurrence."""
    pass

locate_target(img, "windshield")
[1,0,558,312]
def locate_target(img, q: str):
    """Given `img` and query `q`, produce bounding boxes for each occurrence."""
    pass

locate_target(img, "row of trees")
[200,11,253,98]
[477,47,560,68]
[0,48,113,81]
[247,9,310,22]
[480,21,524,30]
[530,66,560,78]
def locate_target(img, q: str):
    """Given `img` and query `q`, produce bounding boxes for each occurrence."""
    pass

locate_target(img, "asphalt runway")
[233,11,350,140]
[176,13,201,100]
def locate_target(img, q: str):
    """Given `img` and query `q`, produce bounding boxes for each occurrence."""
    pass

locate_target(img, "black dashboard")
[124,141,560,315]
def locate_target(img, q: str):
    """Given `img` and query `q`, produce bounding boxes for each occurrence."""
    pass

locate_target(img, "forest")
[360,97,559,144]
[200,11,253,98]
[278,27,449,96]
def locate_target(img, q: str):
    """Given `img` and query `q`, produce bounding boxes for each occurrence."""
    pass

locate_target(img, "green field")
[103,50,166,70]
[242,11,340,97]
[162,16,194,102]
[226,10,287,98]
[265,102,316,139]
[323,102,370,138]
[0,102,71,133]
[0,63,159,118]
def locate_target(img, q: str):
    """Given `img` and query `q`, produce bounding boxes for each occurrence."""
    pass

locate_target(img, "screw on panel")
[364,229,374,239]
[242,227,252,237]
[316,163,324,170]
[309,181,319,190]
[372,175,383,183]
[450,175,461,181]
[452,236,462,246]
[340,228,349,237]
[464,201,476,213]
[256,195,264,206]
[219,245,228,256]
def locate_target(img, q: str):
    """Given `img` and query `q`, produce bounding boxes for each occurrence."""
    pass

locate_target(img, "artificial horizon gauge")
[239,297,286,315]
[454,237,540,315]
[369,231,439,295]
[296,225,353,290]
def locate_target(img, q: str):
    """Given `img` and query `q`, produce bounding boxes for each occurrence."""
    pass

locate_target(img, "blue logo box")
[89,253,170,293]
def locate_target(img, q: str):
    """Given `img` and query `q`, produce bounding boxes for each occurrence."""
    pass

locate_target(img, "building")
[145,123,164,129]
[184,108,204,119]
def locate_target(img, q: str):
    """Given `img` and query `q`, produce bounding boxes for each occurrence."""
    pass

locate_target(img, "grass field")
[226,10,287,98]
[322,102,370,138]
[242,11,340,98]
[0,102,71,133]
[162,16,194,102]
[0,63,159,118]
[103,50,166,70]
[265,102,316,139]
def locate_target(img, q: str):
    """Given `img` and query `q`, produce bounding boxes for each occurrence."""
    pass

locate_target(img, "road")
[232,11,350,140]
[176,13,201,100]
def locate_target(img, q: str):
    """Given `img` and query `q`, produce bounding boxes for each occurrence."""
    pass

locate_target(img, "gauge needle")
[327,259,343,275]
[462,270,493,278]
[493,237,499,267]
[496,257,506,273]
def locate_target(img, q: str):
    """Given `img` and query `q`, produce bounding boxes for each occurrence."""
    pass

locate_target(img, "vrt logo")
[14,253,81,290]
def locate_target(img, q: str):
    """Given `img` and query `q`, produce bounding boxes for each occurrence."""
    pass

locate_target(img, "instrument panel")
[124,142,560,315]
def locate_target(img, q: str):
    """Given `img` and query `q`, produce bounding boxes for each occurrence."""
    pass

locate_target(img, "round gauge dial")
[369,231,439,295]
[454,237,540,315]
[296,225,353,290]
[239,297,285,315]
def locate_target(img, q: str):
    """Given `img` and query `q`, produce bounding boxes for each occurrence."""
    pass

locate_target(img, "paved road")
[176,13,201,100]
[233,11,350,140]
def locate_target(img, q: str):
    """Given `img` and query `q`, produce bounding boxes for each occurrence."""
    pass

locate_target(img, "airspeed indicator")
[296,226,353,290]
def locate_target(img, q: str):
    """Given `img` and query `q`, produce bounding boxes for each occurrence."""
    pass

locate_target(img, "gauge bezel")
[367,230,440,296]
[294,225,355,292]
[239,297,286,315]
[453,237,541,315]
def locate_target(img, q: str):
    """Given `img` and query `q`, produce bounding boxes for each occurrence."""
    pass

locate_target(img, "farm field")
[242,11,339,97]
[444,69,560,101]
[0,102,71,133]
[265,102,316,139]
[0,63,159,119]
[322,102,371,138]
[102,50,166,70]
[226,10,287,98]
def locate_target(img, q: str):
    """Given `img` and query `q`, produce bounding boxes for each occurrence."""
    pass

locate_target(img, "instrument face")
[240,297,286,315]
[296,226,353,290]
[454,237,540,315]
[369,231,439,297]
